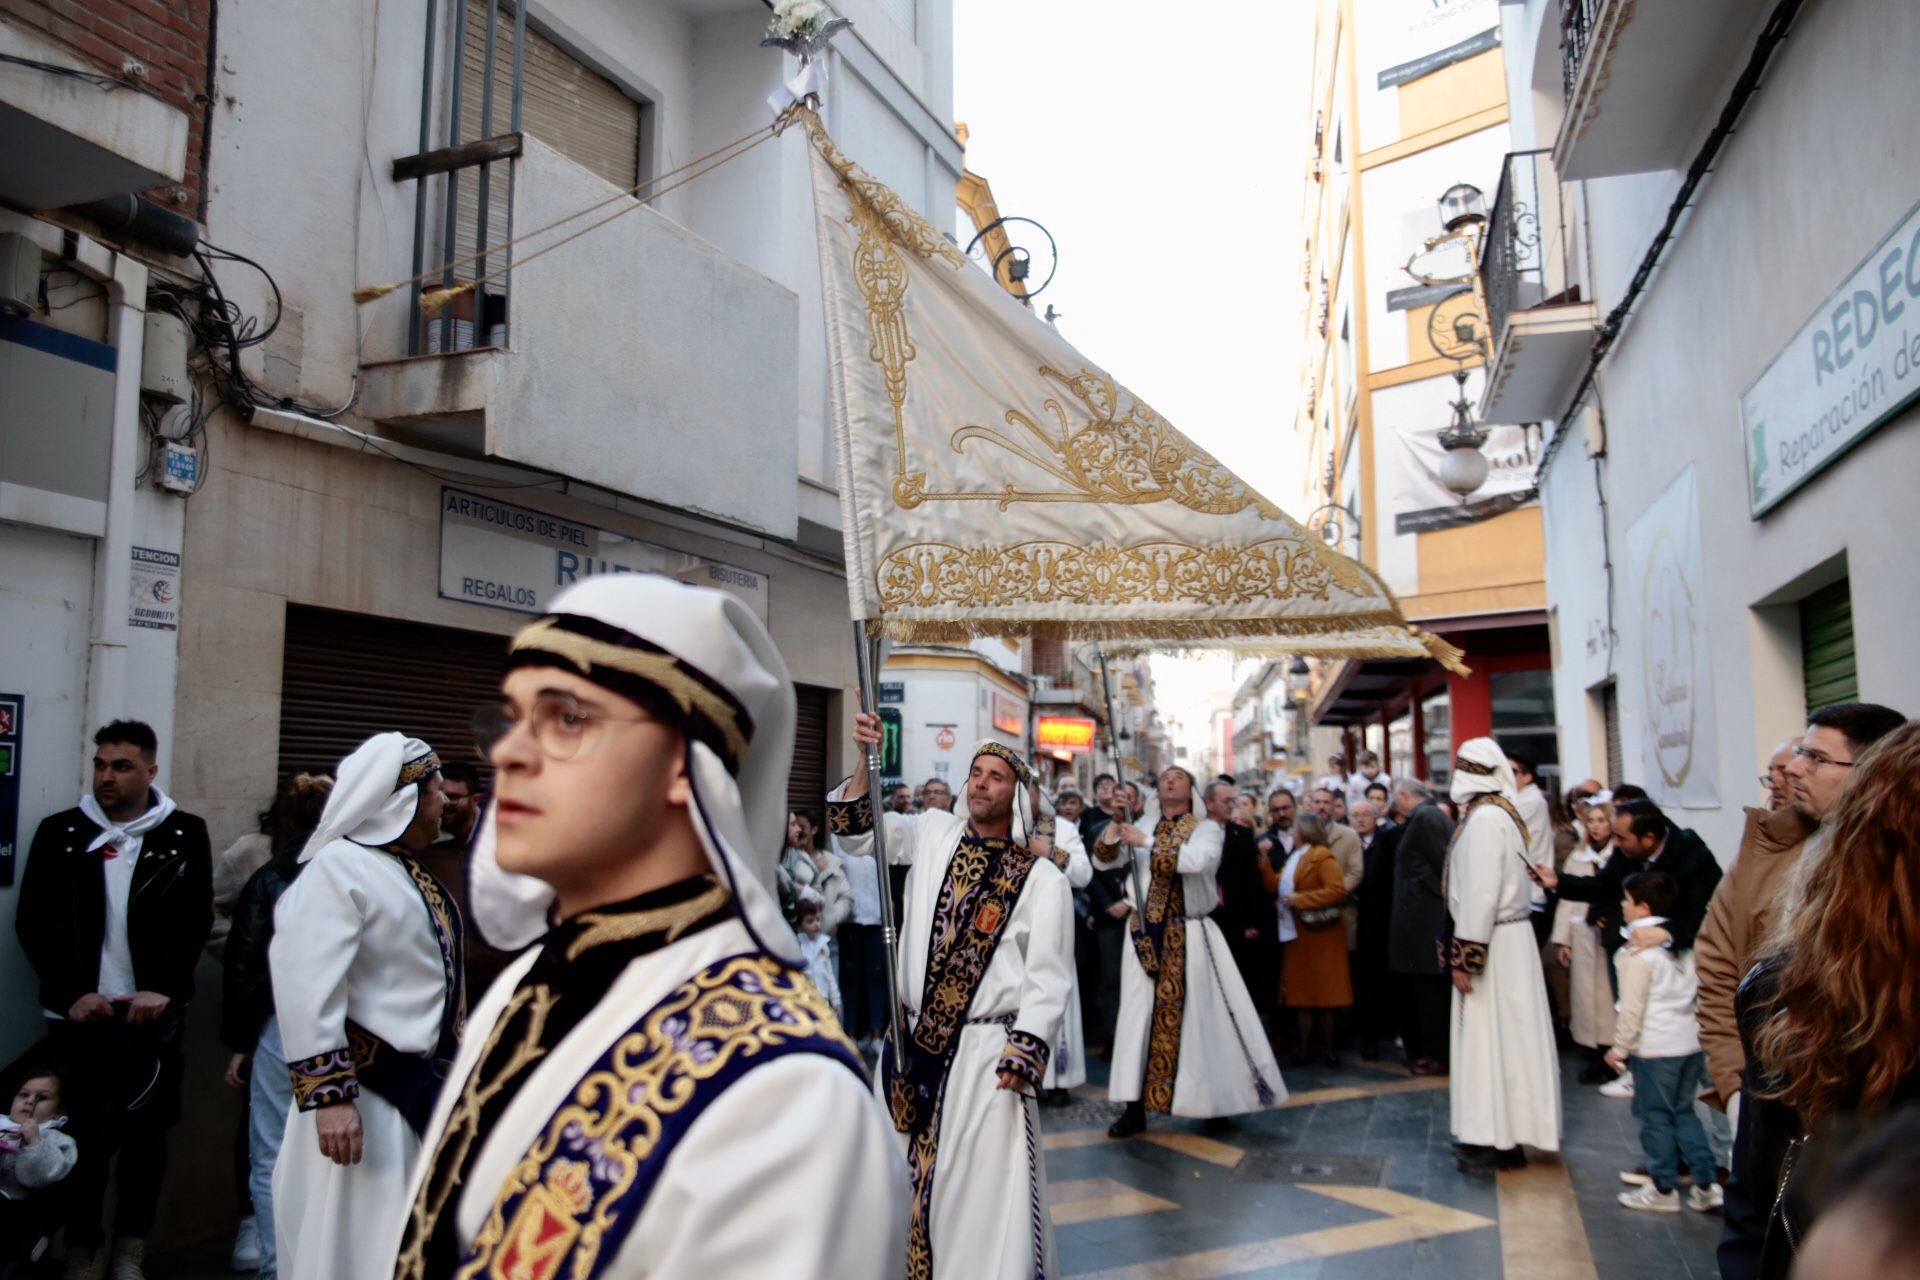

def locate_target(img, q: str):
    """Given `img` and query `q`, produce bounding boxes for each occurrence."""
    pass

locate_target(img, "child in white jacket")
[0,1069,78,1255]
[1608,872,1721,1215]
[795,900,842,1022]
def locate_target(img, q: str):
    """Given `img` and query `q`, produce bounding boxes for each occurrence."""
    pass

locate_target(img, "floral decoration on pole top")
[763,1,852,61]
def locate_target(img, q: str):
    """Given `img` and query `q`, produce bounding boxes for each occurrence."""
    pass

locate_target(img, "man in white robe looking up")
[388,578,905,1279]
[832,716,1074,1280]
[272,733,460,1280]
[1101,767,1286,1138]
[1445,737,1562,1172]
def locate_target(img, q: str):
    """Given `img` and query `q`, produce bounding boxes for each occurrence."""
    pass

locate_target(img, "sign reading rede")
[438,488,769,622]
[1743,197,1920,516]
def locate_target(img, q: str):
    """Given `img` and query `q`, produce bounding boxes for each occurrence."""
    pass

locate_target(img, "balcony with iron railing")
[1553,0,1774,180]
[1477,149,1595,426]
[357,0,801,537]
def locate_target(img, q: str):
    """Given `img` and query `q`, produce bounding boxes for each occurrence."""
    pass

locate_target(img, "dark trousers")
[1090,923,1125,1049]
[45,1017,182,1250]
[1400,973,1452,1067]
[1224,934,1278,1031]
[1353,944,1399,1048]
[838,922,892,1039]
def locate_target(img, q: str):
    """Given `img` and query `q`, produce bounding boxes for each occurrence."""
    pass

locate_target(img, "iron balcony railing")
[1480,149,1551,350]
[1560,0,1605,100]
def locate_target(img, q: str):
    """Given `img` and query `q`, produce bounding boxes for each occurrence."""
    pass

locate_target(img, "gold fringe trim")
[419,283,473,316]
[352,281,403,304]
[1415,627,1472,677]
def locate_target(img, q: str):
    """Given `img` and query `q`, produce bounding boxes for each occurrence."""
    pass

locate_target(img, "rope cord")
[354,117,780,305]
[418,122,784,312]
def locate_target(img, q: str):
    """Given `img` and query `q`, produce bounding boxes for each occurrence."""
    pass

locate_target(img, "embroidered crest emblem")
[495,1160,591,1280]
[972,901,1003,934]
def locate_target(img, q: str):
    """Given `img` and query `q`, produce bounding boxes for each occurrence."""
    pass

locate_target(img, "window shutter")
[788,684,833,828]
[1800,580,1858,713]
[1602,681,1623,786]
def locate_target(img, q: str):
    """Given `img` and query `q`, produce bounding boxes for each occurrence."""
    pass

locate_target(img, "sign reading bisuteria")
[1743,197,1920,517]
[437,488,768,622]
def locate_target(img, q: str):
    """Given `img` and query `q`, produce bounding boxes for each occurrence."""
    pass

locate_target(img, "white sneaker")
[109,1237,146,1280]
[1688,1183,1725,1213]
[231,1215,262,1272]
[1599,1073,1636,1099]
[1618,1183,1681,1213]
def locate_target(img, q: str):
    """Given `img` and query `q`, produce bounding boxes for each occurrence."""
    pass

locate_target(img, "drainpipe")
[82,248,150,790]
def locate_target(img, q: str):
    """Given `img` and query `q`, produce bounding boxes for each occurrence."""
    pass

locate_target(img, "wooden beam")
[391,133,523,183]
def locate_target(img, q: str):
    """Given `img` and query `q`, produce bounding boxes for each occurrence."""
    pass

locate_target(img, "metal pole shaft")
[1095,649,1151,911]
[852,623,909,1073]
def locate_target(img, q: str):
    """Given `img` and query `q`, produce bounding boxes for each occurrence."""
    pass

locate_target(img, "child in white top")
[795,901,842,1022]
[0,1069,79,1256]
[1609,872,1721,1215]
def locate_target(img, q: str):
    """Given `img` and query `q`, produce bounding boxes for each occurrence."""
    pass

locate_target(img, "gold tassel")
[1414,627,1472,677]
[419,283,473,316]
[351,281,403,304]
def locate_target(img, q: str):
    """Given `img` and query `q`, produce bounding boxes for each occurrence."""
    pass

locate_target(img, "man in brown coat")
[1694,704,1905,1111]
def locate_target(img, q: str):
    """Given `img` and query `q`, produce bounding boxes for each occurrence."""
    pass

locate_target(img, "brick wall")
[2,0,214,213]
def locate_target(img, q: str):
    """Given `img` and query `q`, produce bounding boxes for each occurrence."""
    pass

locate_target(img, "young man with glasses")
[387,577,904,1280]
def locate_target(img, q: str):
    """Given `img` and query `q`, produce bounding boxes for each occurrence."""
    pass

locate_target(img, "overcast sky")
[953,0,1317,504]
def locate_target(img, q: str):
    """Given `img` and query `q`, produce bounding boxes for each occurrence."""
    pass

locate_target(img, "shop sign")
[876,682,905,704]
[1744,196,1920,516]
[1626,467,1720,809]
[934,726,956,751]
[878,707,902,778]
[129,546,180,631]
[1376,0,1498,89]
[1035,715,1097,753]
[438,487,768,622]
[991,692,1025,739]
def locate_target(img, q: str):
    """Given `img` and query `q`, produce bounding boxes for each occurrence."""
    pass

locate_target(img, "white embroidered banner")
[802,110,1459,670]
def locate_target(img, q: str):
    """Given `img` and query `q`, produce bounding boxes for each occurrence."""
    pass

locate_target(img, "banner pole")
[1095,649,1151,911]
[852,623,909,1073]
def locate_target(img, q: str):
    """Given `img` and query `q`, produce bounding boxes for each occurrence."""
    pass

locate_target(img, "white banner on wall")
[437,488,769,623]
[1376,0,1499,88]
[1626,467,1720,809]
[1391,422,1540,533]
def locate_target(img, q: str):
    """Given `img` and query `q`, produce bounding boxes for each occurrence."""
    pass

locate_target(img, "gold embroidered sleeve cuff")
[827,791,873,837]
[1448,937,1489,976]
[997,1030,1050,1087]
[289,1047,360,1110]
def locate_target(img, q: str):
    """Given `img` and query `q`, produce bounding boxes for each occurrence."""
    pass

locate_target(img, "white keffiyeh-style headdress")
[299,732,439,862]
[467,576,800,963]
[1450,737,1519,806]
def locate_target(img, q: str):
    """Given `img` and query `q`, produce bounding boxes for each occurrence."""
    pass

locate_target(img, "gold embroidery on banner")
[877,539,1359,612]
[924,367,1283,516]
[510,618,750,765]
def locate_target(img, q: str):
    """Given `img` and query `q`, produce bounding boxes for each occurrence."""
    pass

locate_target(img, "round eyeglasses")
[473,696,657,762]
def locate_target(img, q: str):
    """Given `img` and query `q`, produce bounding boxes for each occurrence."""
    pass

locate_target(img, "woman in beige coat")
[1550,797,1617,1082]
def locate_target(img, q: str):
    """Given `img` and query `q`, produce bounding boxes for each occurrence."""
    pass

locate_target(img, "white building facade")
[1496,0,1920,858]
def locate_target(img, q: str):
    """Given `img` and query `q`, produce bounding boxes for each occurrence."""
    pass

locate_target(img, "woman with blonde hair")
[1550,793,1618,1084]
[1264,812,1352,1066]
[1722,720,1920,1280]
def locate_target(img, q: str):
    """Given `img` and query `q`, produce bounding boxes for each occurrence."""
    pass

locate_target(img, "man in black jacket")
[16,720,213,1279]
[1208,781,1278,1033]
[1538,797,1722,959]
[1386,778,1453,1075]
[1081,774,1129,1055]
[1352,798,1402,1060]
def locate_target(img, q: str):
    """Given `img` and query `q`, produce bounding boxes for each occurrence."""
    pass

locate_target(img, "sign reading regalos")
[438,488,769,622]
[1035,716,1097,754]
[1743,197,1920,517]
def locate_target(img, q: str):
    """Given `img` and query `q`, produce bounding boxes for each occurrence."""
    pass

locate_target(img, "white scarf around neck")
[78,786,175,861]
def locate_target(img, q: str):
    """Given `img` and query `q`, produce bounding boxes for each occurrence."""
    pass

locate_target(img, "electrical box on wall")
[141,310,190,403]
[0,234,39,314]
[158,441,199,494]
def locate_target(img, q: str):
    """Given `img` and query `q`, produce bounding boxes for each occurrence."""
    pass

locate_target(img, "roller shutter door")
[278,605,508,780]
[1799,580,1858,714]
[788,684,832,828]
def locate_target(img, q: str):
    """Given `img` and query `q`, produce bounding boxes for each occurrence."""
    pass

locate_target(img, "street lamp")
[1436,367,1491,497]
[1437,182,1486,233]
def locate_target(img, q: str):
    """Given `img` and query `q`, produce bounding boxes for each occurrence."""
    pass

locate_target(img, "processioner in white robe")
[1445,798,1562,1153]
[1105,807,1286,1118]
[834,790,1075,1280]
[1041,817,1091,1091]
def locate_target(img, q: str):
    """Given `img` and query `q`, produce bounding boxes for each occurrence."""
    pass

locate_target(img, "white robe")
[1548,843,1618,1050]
[1446,803,1562,1151]
[1043,820,1091,1091]
[270,842,452,1280]
[1105,808,1287,1117]
[388,915,908,1277]
[842,804,1075,1280]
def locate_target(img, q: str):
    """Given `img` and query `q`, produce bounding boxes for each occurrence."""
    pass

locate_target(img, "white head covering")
[299,732,439,862]
[467,576,800,963]
[1450,737,1519,806]
[970,740,1036,843]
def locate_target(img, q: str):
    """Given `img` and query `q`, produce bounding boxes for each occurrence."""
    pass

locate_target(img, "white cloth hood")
[1450,737,1518,806]
[468,576,800,963]
[299,733,438,863]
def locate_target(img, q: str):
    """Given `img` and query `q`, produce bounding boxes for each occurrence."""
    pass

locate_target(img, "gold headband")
[396,751,440,788]
[1455,756,1499,777]
[972,741,1033,786]
[510,617,750,766]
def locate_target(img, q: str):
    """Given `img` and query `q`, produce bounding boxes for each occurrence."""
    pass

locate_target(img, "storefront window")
[1387,712,1412,780]
[1421,690,1450,786]
[1490,668,1559,787]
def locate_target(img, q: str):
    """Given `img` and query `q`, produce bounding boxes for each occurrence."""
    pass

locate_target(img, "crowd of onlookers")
[5,699,1918,1278]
